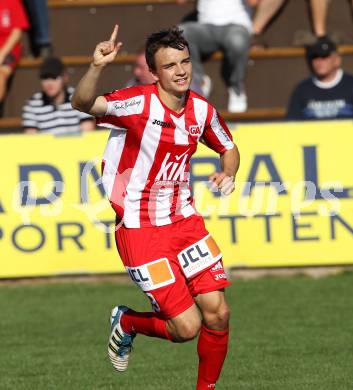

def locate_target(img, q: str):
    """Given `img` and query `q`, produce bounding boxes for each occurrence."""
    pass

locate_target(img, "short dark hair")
[145,27,189,71]
[39,57,66,79]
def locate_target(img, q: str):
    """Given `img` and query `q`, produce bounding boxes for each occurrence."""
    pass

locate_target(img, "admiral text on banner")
[0,121,352,278]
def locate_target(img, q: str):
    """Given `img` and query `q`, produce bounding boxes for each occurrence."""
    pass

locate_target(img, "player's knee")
[175,320,201,342]
[218,305,230,325]
[203,303,230,330]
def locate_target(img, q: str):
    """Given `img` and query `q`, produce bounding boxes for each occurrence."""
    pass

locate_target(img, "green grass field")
[1,272,353,390]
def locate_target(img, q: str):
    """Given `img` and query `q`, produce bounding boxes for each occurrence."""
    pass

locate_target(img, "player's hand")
[92,24,122,67]
[208,172,235,196]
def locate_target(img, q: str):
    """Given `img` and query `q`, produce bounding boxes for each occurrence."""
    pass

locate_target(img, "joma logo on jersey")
[155,150,189,182]
[152,119,173,128]
[188,125,201,136]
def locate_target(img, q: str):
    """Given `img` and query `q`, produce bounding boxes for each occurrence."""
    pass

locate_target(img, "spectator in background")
[0,0,29,117]
[251,0,286,48]
[252,0,353,47]
[178,0,254,112]
[22,57,95,134]
[293,0,333,46]
[310,0,329,39]
[23,0,53,58]
[306,0,353,44]
[125,48,155,87]
[286,37,353,120]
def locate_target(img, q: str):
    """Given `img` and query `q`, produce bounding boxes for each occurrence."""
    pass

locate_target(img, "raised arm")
[71,25,123,116]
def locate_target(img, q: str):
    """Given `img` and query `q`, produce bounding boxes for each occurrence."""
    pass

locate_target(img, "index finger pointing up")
[109,24,119,43]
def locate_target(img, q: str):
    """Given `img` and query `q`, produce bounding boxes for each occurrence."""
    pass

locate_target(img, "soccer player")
[72,25,240,390]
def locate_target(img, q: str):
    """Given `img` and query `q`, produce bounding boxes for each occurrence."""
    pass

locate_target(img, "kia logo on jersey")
[188,125,201,136]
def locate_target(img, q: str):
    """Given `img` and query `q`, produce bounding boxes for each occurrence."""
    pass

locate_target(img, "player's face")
[311,53,341,80]
[152,46,192,96]
[41,75,67,99]
[134,53,155,85]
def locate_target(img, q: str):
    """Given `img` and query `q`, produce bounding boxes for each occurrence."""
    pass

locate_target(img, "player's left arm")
[209,145,240,195]
[201,108,240,195]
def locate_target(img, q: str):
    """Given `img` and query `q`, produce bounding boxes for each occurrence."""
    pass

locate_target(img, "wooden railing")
[48,0,193,8]
[220,107,285,121]
[18,46,353,69]
[0,107,286,131]
[0,117,23,130]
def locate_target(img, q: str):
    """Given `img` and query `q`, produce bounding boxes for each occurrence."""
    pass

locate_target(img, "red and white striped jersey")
[97,84,234,228]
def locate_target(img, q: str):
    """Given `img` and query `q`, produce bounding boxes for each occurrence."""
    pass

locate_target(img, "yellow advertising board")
[0,121,352,278]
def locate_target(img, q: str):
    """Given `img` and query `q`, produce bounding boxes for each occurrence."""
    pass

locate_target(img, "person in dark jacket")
[286,37,353,120]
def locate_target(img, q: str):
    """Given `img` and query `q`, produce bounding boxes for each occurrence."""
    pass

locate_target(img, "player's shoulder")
[186,89,219,126]
[189,88,208,102]
[103,83,155,101]
[121,83,155,96]
[188,88,215,110]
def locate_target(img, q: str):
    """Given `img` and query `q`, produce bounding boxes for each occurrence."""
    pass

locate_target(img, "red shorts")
[115,215,231,319]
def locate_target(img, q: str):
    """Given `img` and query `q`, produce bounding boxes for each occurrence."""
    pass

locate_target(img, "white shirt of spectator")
[312,68,344,89]
[197,0,253,33]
